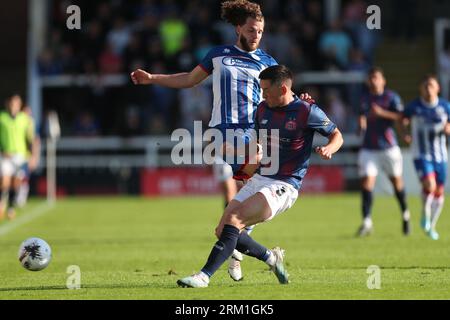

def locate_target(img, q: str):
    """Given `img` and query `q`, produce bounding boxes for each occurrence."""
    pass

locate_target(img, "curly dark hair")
[221,0,263,26]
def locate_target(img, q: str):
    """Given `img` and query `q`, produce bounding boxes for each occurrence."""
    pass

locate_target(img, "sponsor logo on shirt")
[285,120,297,131]
[222,57,252,68]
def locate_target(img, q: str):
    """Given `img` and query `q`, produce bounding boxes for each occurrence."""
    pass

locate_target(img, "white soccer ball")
[18,237,52,271]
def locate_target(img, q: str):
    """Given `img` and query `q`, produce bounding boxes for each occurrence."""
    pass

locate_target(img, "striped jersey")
[404,98,450,163]
[255,96,337,190]
[360,89,403,150]
[199,45,277,128]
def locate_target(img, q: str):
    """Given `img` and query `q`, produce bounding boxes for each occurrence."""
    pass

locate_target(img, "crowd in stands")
[39,0,380,136]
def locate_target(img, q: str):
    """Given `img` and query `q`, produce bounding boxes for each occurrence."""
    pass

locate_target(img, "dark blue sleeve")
[389,93,404,113]
[198,48,216,74]
[445,101,450,121]
[307,104,337,137]
[403,102,415,118]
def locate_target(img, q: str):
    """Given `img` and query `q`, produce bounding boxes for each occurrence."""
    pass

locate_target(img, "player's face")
[420,78,440,101]
[7,95,22,116]
[261,79,284,107]
[237,18,264,52]
[367,71,386,93]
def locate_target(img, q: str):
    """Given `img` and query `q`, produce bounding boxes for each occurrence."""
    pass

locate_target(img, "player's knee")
[391,176,404,191]
[223,207,246,229]
[435,185,445,197]
[423,178,436,194]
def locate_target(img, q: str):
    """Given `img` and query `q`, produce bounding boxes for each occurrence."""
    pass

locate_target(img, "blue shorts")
[413,159,447,186]
[211,124,257,177]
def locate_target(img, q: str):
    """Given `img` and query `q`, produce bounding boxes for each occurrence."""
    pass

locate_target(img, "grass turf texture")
[0,194,449,300]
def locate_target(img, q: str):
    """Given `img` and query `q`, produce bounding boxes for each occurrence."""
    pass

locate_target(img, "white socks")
[264,251,276,267]
[430,195,444,230]
[363,217,373,228]
[422,192,434,220]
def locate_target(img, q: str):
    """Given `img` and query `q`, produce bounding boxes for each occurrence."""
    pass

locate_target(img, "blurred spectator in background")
[159,7,189,57]
[107,17,132,56]
[319,19,353,70]
[347,48,370,115]
[324,89,348,131]
[99,43,123,74]
[178,85,212,133]
[120,106,142,137]
[38,49,63,75]
[73,111,100,137]
[342,0,379,64]
[39,0,377,136]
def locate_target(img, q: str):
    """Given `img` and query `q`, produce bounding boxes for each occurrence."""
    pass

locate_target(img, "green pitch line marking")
[0,202,55,237]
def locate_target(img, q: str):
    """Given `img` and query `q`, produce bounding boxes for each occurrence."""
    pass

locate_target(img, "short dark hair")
[221,0,263,26]
[420,73,439,85]
[368,66,384,77]
[259,65,293,86]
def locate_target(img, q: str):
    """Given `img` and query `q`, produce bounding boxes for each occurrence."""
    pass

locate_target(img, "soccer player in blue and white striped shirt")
[403,75,450,240]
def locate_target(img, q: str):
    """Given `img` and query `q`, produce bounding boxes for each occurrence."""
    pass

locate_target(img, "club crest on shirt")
[285,120,297,131]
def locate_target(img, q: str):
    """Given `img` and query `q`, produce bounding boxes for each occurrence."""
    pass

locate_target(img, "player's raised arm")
[130,65,209,89]
[369,102,403,121]
[315,128,344,160]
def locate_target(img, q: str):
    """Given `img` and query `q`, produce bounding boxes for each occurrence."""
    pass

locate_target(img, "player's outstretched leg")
[234,229,289,284]
[268,247,289,284]
[177,224,240,288]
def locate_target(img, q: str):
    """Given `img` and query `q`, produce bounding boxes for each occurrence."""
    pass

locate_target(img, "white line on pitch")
[0,202,55,237]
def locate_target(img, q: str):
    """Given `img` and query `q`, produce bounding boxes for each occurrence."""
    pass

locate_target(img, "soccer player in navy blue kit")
[357,67,411,236]
[131,0,312,281]
[403,75,450,240]
[177,65,344,288]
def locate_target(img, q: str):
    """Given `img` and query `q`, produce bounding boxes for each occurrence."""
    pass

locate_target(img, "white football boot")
[177,272,209,288]
[228,249,244,281]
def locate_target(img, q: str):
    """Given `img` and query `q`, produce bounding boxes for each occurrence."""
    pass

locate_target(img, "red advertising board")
[141,167,221,196]
[301,166,345,193]
[140,166,344,196]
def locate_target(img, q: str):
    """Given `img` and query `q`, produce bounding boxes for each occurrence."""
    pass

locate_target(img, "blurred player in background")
[403,75,450,240]
[0,94,36,221]
[357,67,410,236]
[131,0,312,281]
[177,65,343,288]
[16,105,40,208]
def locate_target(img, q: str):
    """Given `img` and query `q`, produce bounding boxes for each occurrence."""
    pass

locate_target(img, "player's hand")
[315,146,333,160]
[403,134,412,145]
[130,69,152,85]
[299,93,315,105]
[445,123,450,135]
[369,103,384,117]
[28,156,39,172]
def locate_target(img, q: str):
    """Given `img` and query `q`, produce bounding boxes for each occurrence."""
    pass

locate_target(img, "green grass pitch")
[0,194,449,300]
